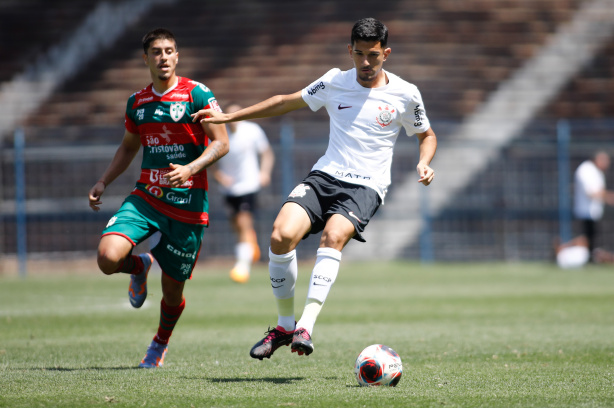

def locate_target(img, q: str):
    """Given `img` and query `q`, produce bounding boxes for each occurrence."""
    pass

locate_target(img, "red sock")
[153,298,186,345]
[114,255,143,275]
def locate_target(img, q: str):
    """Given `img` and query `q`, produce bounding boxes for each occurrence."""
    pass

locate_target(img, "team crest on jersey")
[170,102,186,122]
[376,105,395,127]
[288,183,311,198]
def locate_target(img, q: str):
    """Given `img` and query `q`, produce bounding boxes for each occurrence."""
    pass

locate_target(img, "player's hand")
[191,109,230,124]
[88,181,106,211]
[164,163,192,187]
[216,172,234,188]
[417,163,434,186]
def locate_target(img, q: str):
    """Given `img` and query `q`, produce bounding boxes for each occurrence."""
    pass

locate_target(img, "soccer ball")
[354,344,403,387]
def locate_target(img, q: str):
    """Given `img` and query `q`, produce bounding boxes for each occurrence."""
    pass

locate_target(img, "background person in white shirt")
[554,235,614,268]
[214,103,275,283]
[192,17,437,360]
[573,151,614,261]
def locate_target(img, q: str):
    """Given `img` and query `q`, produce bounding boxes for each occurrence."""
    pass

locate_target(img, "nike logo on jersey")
[348,211,363,223]
[271,284,283,288]
[338,104,352,110]
[313,282,327,286]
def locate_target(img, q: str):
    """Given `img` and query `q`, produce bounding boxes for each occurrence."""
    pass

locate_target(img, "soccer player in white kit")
[192,17,438,359]
[573,151,614,261]
[214,103,275,283]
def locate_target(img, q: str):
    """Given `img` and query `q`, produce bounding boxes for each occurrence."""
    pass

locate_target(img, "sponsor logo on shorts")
[166,243,197,260]
[289,183,311,198]
[376,105,395,127]
[348,211,363,223]
[106,216,117,228]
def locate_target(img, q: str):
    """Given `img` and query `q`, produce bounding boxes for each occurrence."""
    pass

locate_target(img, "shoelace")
[263,327,277,342]
[295,329,310,340]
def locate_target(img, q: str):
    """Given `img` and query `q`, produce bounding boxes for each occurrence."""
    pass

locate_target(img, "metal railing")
[1,119,613,274]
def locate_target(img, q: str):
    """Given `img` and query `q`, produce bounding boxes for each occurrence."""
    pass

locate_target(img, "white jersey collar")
[152,77,179,97]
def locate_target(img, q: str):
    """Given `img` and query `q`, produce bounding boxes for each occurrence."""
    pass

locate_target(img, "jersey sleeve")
[191,81,222,112]
[124,95,139,134]
[301,68,341,112]
[401,86,431,135]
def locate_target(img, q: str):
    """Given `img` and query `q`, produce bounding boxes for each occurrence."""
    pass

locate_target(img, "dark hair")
[351,18,388,47]
[142,28,177,53]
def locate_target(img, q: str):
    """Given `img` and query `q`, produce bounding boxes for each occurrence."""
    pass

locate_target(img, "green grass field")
[1,261,614,407]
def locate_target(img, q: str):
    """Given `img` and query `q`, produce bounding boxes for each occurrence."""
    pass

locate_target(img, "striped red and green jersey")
[124,76,221,225]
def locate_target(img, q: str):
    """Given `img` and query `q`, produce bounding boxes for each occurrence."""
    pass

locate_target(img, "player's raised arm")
[415,127,437,186]
[191,91,308,124]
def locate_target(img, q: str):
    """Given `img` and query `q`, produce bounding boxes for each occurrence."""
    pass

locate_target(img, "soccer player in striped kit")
[88,28,228,368]
[192,18,437,359]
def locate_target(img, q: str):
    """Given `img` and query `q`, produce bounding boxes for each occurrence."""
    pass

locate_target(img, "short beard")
[357,73,375,83]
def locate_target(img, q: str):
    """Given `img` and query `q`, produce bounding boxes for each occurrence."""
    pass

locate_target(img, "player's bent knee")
[270,227,297,253]
[320,230,351,250]
[97,257,118,275]
[96,248,124,275]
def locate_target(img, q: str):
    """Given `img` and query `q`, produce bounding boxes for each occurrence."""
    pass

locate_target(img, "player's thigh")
[270,202,312,253]
[98,234,134,263]
[320,214,357,250]
[152,222,204,282]
[100,197,158,261]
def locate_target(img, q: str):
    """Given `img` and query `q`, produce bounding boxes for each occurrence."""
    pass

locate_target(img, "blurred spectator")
[573,151,614,261]
[214,103,275,283]
[555,235,614,269]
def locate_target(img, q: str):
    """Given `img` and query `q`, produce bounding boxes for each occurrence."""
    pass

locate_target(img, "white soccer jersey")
[573,160,605,220]
[216,121,270,196]
[301,67,430,200]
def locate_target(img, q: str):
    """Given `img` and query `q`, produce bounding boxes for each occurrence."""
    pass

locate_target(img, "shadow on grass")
[10,366,142,371]
[203,377,304,384]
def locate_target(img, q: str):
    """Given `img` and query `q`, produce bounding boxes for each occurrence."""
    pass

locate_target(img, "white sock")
[305,247,341,303]
[297,247,342,335]
[269,248,297,332]
[296,299,322,335]
[234,242,253,272]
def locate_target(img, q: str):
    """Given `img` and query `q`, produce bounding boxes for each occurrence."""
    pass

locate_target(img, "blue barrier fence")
[1,118,613,273]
